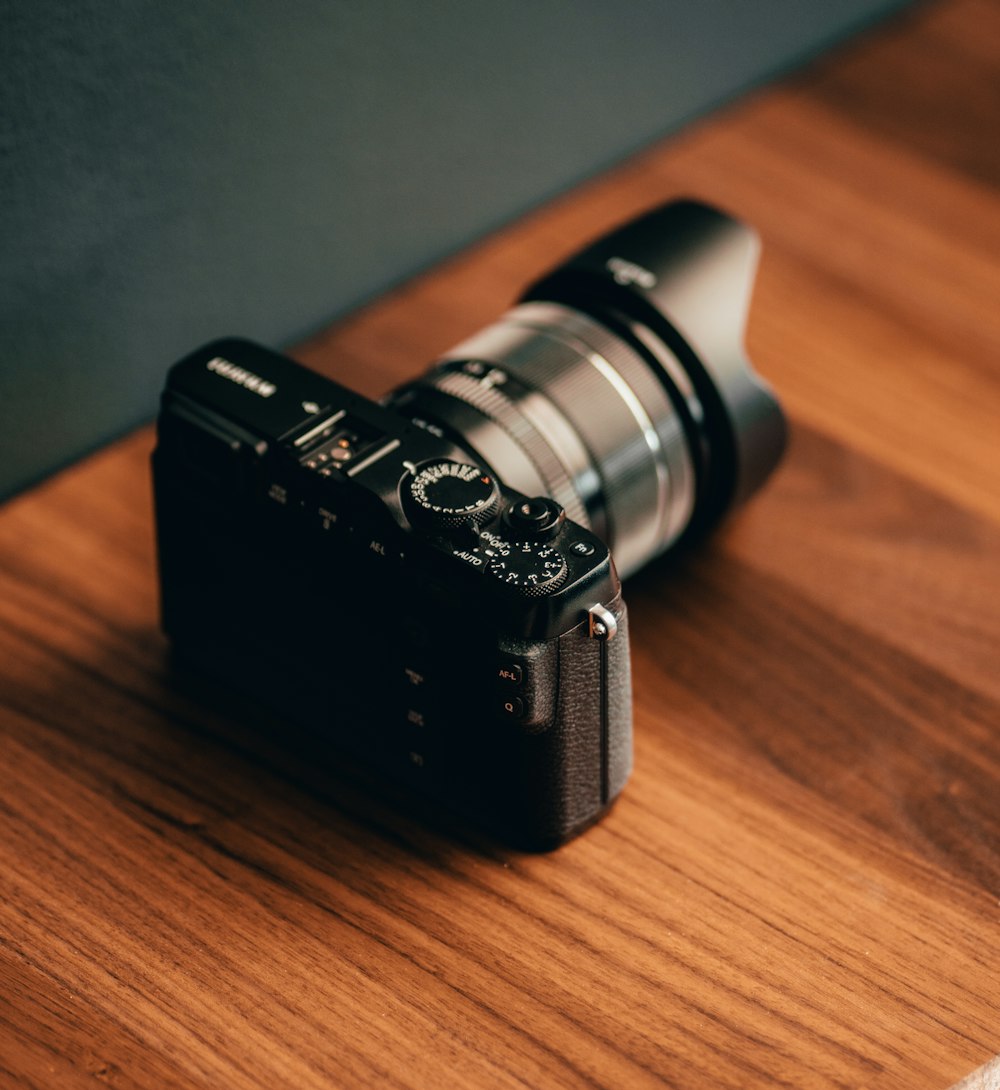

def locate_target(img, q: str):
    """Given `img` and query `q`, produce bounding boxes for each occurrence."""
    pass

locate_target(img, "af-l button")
[497,663,523,686]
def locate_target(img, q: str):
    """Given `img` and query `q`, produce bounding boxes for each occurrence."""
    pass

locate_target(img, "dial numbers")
[484,540,568,595]
[404,459,501,529]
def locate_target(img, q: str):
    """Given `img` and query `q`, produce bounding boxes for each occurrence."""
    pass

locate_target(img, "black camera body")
[154,200,786,848]
[154,340,631,849]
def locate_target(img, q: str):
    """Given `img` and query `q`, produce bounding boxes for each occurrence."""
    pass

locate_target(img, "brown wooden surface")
[3,1,999,1086]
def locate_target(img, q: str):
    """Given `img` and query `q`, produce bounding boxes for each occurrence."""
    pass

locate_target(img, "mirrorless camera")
[153,200,786,848]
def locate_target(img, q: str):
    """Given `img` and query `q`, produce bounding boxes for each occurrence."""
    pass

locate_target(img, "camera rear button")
[497,663,523,686]
[498,696,524,719]
[402,664,429,688]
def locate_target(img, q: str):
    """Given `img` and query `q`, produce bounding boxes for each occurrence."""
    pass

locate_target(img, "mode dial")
[484,540,568,597]
[403,459,502,530]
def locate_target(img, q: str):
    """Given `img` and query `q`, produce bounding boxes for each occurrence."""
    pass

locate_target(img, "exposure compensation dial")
[483,538,568,597]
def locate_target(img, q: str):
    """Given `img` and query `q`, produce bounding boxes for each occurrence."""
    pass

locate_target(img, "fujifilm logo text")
[206,357,277,398]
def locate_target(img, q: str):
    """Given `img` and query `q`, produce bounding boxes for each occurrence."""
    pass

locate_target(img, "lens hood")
[523,200,786,529]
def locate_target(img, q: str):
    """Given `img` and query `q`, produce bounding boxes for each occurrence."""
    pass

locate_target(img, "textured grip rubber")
[498,590,632,848]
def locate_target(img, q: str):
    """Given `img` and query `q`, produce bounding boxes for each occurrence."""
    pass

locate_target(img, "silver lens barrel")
[391,302,697,579]
[387,201,786,580]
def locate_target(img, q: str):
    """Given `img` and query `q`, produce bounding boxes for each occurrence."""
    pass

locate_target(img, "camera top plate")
[158,339,619,642]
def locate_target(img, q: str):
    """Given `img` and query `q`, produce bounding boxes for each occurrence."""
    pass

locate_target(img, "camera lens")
[386,201,786,579]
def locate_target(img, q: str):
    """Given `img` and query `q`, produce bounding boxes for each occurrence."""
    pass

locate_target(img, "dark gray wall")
[1,0,904,499]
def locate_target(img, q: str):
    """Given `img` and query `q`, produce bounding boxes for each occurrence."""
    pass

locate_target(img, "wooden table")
[3,1,998,1086]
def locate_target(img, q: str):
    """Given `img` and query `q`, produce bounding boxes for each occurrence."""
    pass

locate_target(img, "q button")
[498,695,525,719]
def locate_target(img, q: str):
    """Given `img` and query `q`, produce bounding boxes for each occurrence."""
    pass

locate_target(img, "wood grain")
[2,1,999,1086]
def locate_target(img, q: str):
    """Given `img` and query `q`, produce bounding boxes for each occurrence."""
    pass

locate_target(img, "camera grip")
[500,590,632,848]
[555,591,632,831]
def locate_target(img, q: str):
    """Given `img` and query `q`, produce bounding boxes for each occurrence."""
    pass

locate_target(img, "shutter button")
[506,497,565,539]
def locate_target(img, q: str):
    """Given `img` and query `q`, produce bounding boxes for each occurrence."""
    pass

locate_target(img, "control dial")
[484,540,568,597]
[404,459,502,530]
